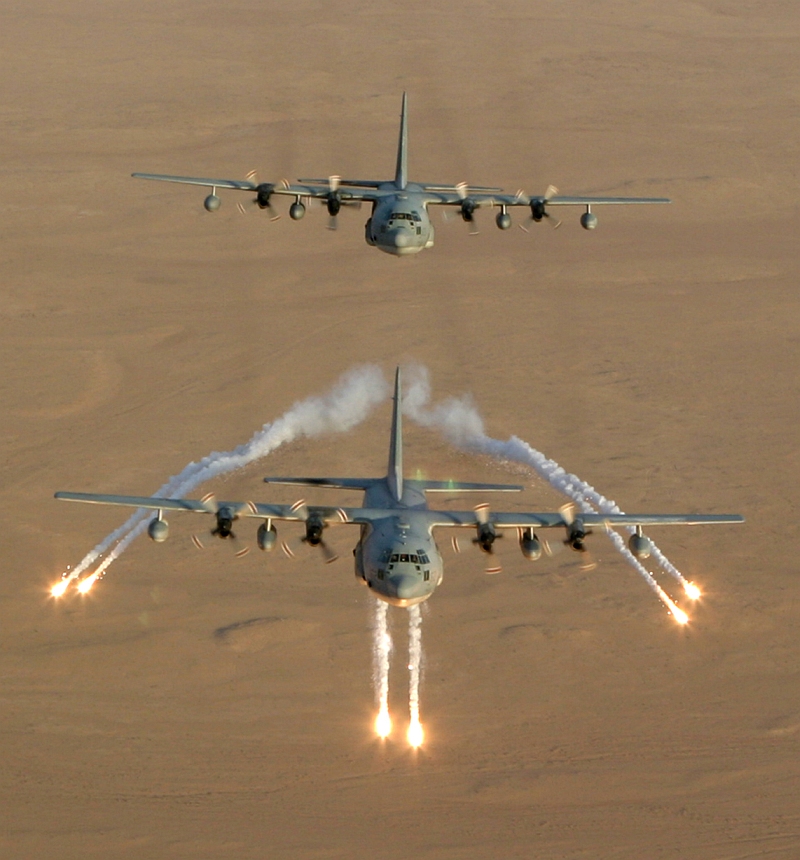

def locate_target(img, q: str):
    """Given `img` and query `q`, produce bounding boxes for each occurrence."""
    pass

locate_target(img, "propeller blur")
[55,369,743,610]
[132,94,671,257]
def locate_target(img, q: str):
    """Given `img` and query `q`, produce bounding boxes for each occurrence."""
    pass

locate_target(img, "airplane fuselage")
[354,478,444,606]
[365,184,435,257]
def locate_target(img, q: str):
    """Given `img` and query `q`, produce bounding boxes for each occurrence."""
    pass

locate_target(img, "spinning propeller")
[519,185,562,232]
[190,494,257,558]
[236,170,283,221]
[279,499,342,563]
[558,503,597,571]
[323,176,361,230]
[440,183,483,234]
[472,503,503,574]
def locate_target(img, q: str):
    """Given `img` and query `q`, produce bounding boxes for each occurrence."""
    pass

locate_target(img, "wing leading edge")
[55,492,743,531]
[131,173,385,202]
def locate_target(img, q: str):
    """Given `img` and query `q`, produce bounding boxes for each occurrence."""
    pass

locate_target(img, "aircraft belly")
[376,243,424,256]
[371,592,430,608]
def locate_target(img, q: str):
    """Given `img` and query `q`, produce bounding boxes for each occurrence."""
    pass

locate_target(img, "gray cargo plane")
[56,369,743,607]
[133,94,670,256]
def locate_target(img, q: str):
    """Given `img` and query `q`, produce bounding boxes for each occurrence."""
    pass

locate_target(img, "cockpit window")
[400,554,410,563]
[410,554,418,563]
[390,554,399,562]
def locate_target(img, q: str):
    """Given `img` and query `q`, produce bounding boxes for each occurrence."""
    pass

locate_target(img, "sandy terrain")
[1,1,799,857]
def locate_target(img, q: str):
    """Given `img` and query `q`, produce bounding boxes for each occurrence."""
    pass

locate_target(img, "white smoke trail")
[371,599,393,738]
[407,603,424,746]
[404,365,692,619]
[60,365,390,589]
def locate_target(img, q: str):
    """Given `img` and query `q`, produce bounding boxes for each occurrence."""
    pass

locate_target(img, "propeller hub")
[213,506,235,539]
[304,518,324,545]
[327,195,341,217]
[256,183,275,208]
[475,523,497,553]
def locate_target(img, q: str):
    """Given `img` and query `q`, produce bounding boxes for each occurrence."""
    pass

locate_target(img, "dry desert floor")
[1,1,799,858]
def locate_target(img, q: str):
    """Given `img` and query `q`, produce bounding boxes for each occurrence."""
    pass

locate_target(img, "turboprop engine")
[257,521,277,551]
[148,517,169,542]
[519,528,542,560]
[628,527,652,559]
[495,207,512,230]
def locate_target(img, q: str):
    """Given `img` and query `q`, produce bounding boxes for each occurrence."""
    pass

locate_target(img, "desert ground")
[1,1,799,857]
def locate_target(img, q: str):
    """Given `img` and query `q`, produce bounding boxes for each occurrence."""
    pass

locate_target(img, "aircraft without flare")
[133,94,671,257]
[56,369,743,608]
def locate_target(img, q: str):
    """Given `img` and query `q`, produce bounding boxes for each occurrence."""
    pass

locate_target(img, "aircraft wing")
[424,188,671,208]
[426,510,744,529]
[54,492,392,526]
[543,196,671,206]
[132,174,259,191]
[132,173,386,202]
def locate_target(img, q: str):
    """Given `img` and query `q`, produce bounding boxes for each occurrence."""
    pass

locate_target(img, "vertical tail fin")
[387,366,403,502]
[394,93,408,190]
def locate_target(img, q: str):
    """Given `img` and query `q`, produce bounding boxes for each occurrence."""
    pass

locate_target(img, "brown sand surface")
[1,1,799,857]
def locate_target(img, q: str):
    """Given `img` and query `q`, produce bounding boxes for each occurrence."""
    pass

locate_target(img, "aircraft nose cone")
[388,229,411,248]
[391,573,419,600]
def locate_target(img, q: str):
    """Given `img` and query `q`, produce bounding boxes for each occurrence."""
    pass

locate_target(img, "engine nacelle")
[148,518,169,542]
[289,201,306,221]
[327,195,341,217]
[475,523,497,553]
[581,212,598,230]
[628,532,652,559]
[519,528,542,560]
[204,194,221,212]
[566,519,587,552]
[257,522,277,552]
[256,183,275,209]
[496,211,512,230]
[305,517,324,546]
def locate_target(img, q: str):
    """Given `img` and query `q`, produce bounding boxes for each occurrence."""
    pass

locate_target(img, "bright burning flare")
[407,718,424,748]
[671,606,690,625]
[654,585,689,625]
[375,708,392,739]
[51,579,69,598]
[684,581,702,601]
[76,574,99,594]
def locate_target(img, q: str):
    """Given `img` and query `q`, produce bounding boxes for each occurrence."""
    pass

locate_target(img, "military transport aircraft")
[56,369,742,607]
[132,94,671,257]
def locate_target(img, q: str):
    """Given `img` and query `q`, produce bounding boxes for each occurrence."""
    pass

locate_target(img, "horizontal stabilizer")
[264,477,376,490]
[297,178,384,188]
[422,184,504,193]
[419,480,523,493]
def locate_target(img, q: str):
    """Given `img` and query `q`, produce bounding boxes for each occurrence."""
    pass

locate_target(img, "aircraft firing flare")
[407,717,425,748]
[76,573,99,594]
[672,607,690,625]
[407,604,424,746]
[655,585,689,625]
[50,579,69,598]
[375,708,392,739]
[684,581,702,601]
[372,600,393,739]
